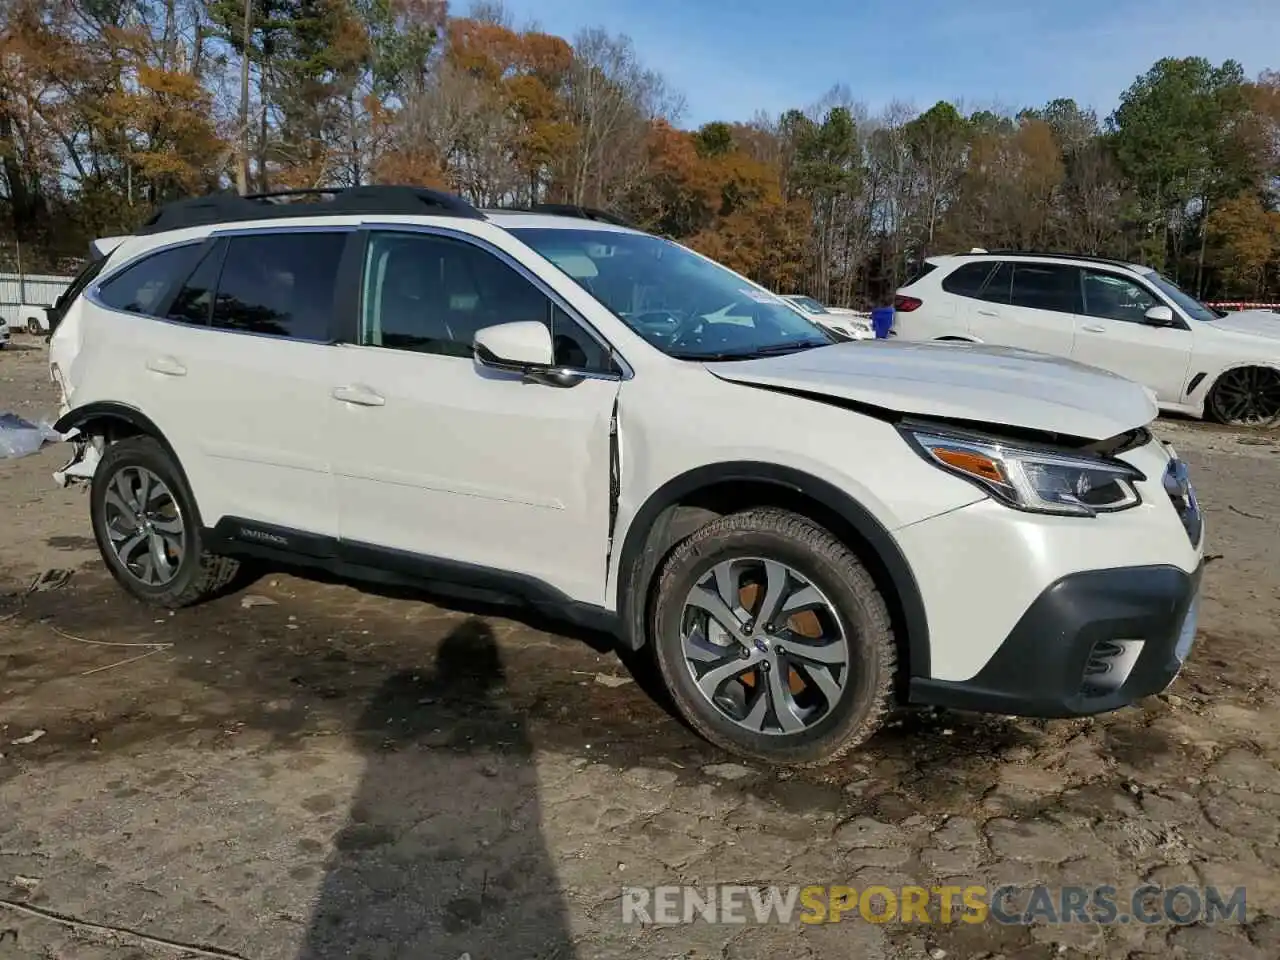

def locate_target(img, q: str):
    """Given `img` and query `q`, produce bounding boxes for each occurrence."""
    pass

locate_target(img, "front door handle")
[1081,324,1106,333]
[976,309,999,318]
[146,355,187,377]
[332,384,385,407]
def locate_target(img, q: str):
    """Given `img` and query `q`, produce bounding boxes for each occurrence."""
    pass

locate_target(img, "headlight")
[902,428,1145,516]
[827,319,872,339]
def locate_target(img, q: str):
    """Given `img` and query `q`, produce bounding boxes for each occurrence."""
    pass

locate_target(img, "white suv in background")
[49,188,1203,765]
[892,251,1280,427]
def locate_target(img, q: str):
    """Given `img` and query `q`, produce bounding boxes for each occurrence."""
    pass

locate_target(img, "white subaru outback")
[48,187,1204,765]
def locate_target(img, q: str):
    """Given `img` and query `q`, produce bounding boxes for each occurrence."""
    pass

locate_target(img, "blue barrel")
[871,306,894,339]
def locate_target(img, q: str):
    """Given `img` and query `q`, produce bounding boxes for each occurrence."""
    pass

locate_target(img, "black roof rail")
[974,249,1143,270]
[496,203,637,229]
[135,185,484,235]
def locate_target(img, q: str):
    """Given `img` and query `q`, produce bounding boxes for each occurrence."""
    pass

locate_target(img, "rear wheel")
[27,317,41,336]
[90,436,239,607]
[1207,366,1280,427]
[650,508,896,766]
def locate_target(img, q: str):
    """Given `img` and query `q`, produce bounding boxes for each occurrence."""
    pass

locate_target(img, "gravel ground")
[2,335,1279,959]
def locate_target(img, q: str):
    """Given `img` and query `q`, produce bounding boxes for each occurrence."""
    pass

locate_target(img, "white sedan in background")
[781,294,875,341]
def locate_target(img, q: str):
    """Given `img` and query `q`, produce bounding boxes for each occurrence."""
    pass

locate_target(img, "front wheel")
[650,508,897,766]
[90,436,240,607]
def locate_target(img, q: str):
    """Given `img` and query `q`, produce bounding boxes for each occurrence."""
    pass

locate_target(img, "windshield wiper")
[748,341,828,356]
[670,341,826,362]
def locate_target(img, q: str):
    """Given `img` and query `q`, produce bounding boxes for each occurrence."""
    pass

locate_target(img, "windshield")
[1148,273,1222,322]
[788,295,828,314]
[512,228,833,360]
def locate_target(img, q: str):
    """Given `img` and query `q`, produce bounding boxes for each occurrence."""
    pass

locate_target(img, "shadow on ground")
[299,618,577,959]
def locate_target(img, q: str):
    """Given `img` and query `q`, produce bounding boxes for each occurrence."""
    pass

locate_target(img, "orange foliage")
[633,119,808,287]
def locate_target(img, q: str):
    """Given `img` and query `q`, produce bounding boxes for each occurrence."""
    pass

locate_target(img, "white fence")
[0,272,74,326]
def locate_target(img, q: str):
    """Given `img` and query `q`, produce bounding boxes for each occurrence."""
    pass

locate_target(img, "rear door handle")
[332,384,385,407]
[146,355,186,377]
[1081,324,1106,333]
[976,309,999,317]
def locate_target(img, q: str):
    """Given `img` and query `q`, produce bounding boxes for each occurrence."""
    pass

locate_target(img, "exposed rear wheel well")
[622,478,916,694]
[56,407,192,491]
[75,415,146,444]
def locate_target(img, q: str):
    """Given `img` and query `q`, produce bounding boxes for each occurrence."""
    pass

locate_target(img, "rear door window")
[166,240,227,326]
[1010,263,1081,314]
[212,232,347,340]
[977,262,1012,304]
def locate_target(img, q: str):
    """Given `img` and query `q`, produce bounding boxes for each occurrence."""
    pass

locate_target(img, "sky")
[498,0,1279,127]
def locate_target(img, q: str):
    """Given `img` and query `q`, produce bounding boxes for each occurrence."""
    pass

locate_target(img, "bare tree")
[561,27,679,206]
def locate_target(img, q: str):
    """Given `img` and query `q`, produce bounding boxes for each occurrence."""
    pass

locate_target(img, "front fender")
[610,460,931,679]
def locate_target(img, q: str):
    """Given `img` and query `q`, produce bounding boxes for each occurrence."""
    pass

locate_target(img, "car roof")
[481,210,640,233]
[925,250,1153,276]
[130,186,645,238]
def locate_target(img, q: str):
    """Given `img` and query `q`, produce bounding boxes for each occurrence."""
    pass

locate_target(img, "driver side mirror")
[473,321,582,387]
[1142,305,1177,328]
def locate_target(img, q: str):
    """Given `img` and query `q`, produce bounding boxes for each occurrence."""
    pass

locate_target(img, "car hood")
[1208,310,1280,342]
[706,340,1158,440]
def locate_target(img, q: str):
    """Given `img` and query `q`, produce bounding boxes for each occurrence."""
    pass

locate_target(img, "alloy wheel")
[102,466,186,586]
[679,557,850,736]
[1209,367,1280,427]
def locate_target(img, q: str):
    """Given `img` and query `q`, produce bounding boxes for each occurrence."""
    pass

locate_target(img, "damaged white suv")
[49,187,1204,764]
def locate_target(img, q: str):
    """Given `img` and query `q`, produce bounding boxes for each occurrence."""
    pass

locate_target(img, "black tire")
[650,508,896,766]
[1206,366,1280,428]
[27,318,41,336]
[90,436,239,608]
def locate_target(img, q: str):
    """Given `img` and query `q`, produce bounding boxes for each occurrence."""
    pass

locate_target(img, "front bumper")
[909,562,1202,718]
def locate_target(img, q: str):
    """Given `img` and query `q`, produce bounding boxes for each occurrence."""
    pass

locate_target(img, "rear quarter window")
[904,262,939,285]
[941,261,998,298]
[96,245,203,317]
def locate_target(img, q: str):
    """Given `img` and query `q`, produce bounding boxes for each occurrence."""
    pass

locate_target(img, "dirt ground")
[2,335,1279,960]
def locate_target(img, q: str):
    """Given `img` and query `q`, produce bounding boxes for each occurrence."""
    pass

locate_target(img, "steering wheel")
[671,309,731,348]
[626,309,691,346]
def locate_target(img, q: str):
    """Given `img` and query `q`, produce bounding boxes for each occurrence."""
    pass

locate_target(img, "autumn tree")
[943,116,1064,251]
[1207,194,1280,296]
[5,12,1280,307]
[556,26,677,207]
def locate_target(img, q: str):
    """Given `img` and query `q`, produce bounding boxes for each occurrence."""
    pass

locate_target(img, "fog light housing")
[1082,639,1144,695]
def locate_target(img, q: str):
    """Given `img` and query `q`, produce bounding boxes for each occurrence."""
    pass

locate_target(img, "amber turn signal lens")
[931,447,1006,484]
